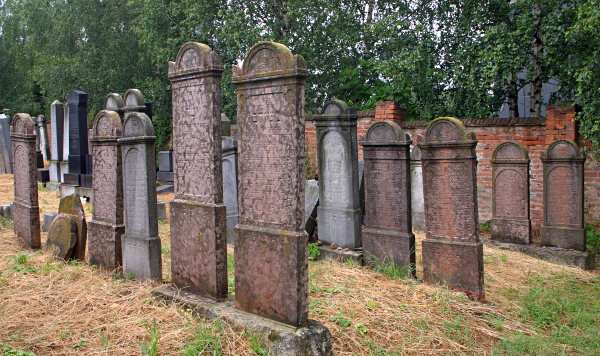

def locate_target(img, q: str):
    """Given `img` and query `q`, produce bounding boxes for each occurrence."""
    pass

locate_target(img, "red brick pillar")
[304,116,318,178]
[545,101,578,146]
[375,101,406,125]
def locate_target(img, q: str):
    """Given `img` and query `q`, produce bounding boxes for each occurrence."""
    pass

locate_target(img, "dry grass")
[0,174,598,355]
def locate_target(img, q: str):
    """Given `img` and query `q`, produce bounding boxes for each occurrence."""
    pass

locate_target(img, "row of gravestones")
[10,41,587,329]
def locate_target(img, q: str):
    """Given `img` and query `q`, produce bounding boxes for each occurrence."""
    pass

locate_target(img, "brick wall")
[304,101,600,239]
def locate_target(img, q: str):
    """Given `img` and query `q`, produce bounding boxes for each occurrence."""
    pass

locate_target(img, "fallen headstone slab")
[58,193,87,260]
[45,213,77,259]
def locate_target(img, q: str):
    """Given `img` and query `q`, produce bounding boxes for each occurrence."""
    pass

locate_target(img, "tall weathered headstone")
[541,139,586,250]
[88,109,125,269]
[232,41,309,326]
[10,114,41,248]
[37,115,50,162]
[410,146,425,231]
[491,141,531,244]
[0,113,13,174]
[314,100,362,249]
[118,112,162,280]
[49,101,65,182]
[168,41,227,300]
[361,121,415,274]
[222,136,238,245]
[61,103,70,182]
[64,90,91,187]
[417,117,484,301]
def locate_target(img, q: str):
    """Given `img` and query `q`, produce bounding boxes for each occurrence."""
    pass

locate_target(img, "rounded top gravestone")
[11,113,35,136]
[93,110,123,139]
[363,120,409,144]
[546,139,583,159]
[232,41,308,81]
[422,117,476,144]
[492,141,529,162]
[169,41,223,76]
[45,213,77,260]
[122,113,154,138]
[124,89,145,108]
[104,93,125,111]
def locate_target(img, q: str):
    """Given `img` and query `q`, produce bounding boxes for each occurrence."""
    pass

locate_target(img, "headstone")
[168,42,227,299]
[49,101,65,182]
[222,136,238,245]
[45,213,77,259]
[541,139,586,250]
[221,113,231,137]
[58,193,87,260]
[88,109,125,269]
[417,117,484,301]
[64,90,91,187]
[491,141,531,244]
[157,200,166,221]
[0,113,13,174]
[410,146,425,231]
[118,112,162,280]
[305,179,319,237]
[232,41,309,326]
[314,100,362,249]
[37,115,50,162]
[122,89,152,118]
[61,103,70,182]
[157,150,174,182]
[42,212,58,232]
[0,205,11,218]
[361,121,415,274]
[10,113,41,248]
[358,158,365,224]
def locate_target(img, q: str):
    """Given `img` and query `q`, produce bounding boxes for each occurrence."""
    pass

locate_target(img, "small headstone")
[361,121,415,274]
[221,113,231,137]
[222,136,238,244]
[42,212,58,232]
[491,141,531,244]
[314,100,362,249]
[44,213,77,259]
[417,117,485,301]
[0,113,13,173]
[410,146,425,231]
[49,101,65,182]
[11,113,41,248]
[58,193,87,260]
[118,111,162,280]
[168,42,227,299]
[541,139,586,250]
[37,115,50,162]
[305,179,319,237]
[157,200,166,221]
[0,205,11,218]
[157,150,174,182]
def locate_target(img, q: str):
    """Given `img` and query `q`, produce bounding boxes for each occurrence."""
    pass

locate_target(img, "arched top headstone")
[124,89,145,108]
[546,139,581,158]
[168,42,223,76]
[36,115,47,124]
[123,112,154,138]
[411,145,422,160]
[104,93,124,111]
[422,117,475,144]
[364,120,407,143]
[232,41,308,81]
[11,113,35,135]
[93,110,123,138]
[492,141,529,162]
[67,90,88,106]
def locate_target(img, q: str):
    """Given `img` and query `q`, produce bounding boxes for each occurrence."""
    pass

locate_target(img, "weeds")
[181,321,222,356]
[584,221,600,253]
[247,331,270,356]
[227,253,235,295]
[0,342,35,356]
[308,243,321,260]
[480,220,491,234]
[367,253,414,280]
[0,216,12,228]
[139,318,160,356]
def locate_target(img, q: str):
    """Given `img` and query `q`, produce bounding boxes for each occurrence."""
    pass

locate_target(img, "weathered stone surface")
[410,146,425,231]
[0,113,13,174]
[49,101,65,182]
[314,100,362,249]
[158,150,173,172]
[37,115,50,162]
[168,42,227,300]
[157,200,167,221]
[221,113,231,136]
[541,139,586,250]
[88,109,125,269]
[45,213,77,259]
[491,141,531,244]
[222,136,238,244]
[417,117,485,301]
[305,179,319,237]
[232,41,309,326]
[11,113,41,249]
[58,193,87,260]
[42,212,58,232]
[118,111,162,280]
[361,121,415,274]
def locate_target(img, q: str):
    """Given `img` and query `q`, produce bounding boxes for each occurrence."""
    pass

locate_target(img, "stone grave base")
[540,226,586,251]
[483,239,596,270]
[170,200,228,301]
[491,218,530,245]
[317,206,362,250]
[422,239,485,302]
[122,234,162,280]
[362,228,416,277]
[88,220,124,269]
[316,245,363,264]
[152,285,333,356]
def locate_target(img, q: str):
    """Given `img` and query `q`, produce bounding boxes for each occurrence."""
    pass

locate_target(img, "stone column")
[491,141,531,244]
[49,101,65,182]
[417,117,484,301]
[541,139,586,250]
[410,146,425,231]
[118,112,162,280]
[232,41,309,326]
[64,90,90,187]
[167,41,227,300]
[37,115,50,162]
[361,121,415,274]
[88,109,125,269]
[10,114,41,248]
[222,136,238,245]
[314,100,361,249]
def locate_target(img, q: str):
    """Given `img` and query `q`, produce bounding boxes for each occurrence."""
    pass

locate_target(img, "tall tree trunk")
[363,0,375,58]
[507,72,519,118]
[530,3,543,117]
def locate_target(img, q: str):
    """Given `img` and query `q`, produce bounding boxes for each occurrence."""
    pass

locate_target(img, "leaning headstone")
[118,112,162,280]
[491,141,531,244]
[314,100,362,249]
[541,139,586,250]
[232,41,309,326]
[45,213,77,259]
[42,212,58,232]
[305,179,319,237]
[88,109,125,269]
[361,121,415,274]
[0,113,13,174]
[58,193,87,260]
[168,41,227,299]
[11,113,41,248]
[417,117,484,301]
[410,146,425,231]
[222,136,238,245]
[64,90,90,187]
[49,101,65,182]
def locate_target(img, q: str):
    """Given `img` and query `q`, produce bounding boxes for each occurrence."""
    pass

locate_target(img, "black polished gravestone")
[63,90,92,188]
